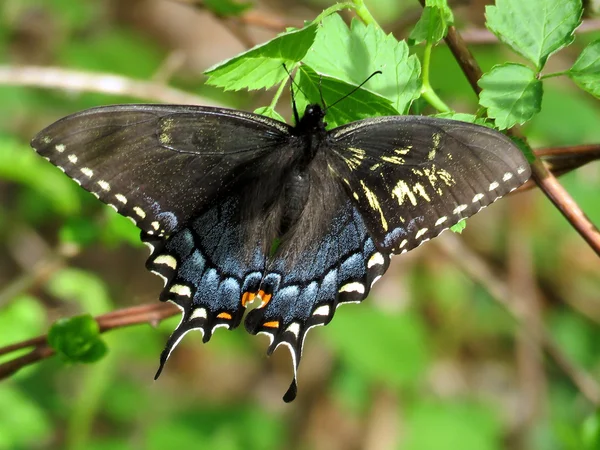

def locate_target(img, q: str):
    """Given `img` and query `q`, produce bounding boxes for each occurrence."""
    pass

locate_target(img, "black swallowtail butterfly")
[31,102,530,402]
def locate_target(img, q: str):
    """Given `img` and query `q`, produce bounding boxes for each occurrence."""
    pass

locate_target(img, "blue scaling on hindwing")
[147,196,265,379]
[244,200,390,402]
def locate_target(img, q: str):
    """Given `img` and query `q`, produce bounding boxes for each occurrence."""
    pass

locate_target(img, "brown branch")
[0,65,218,105]
[220,17,256,49]
[531,158,600,254]
[515,144,600,193]
[0,302,179,380]
[419,2,600,256]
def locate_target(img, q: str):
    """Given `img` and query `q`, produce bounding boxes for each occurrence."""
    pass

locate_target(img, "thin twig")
[0,65,217,105]
[531,159,600,255]
[515,144,600,193]
[0,302,179,380]
[416,0,600,404]
[422,4,600,256]
[240,10,303,31]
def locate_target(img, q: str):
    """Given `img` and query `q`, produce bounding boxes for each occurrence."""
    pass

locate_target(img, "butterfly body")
[31,103,531,401]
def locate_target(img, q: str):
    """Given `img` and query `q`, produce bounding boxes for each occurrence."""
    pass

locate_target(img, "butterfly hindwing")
[31,104,293,237]
[150,195,267,378]
[243,154,391,402]
[326,116,532,253]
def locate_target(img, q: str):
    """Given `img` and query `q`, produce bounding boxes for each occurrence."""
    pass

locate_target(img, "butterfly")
[31,102,531,401]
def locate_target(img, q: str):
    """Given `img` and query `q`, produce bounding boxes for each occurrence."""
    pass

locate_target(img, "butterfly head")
[295,103,327,135]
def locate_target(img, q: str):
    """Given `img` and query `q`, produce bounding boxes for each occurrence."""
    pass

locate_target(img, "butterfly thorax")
[292,104,328,168]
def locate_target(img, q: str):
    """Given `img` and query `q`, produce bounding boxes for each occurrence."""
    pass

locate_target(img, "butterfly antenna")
[325,70,383,112]
[318,74,327,109]
[283,64,304,125]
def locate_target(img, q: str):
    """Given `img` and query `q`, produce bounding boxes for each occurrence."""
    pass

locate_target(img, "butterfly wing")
[326,116,531,253]
[31,104,299,378]
[31,104,293,237]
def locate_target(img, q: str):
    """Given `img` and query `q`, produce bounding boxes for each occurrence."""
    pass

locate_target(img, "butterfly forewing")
[31,104,293,237]
[326,116,531,253]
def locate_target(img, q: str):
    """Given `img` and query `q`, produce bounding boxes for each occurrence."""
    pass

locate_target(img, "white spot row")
[286,322,301,338]
[453,204,467,214]
[190,308,207,320]
[472,193,484,203]
[170,284,192,297]
[80,167,93,178]
[435,216,447,226]
[134,206,146,219]
[49,145,160,234]
[339,282,365,294]
[97,180,110,191]
[313,305,330,317]
[415,228,428,239]
[154,254,177,270]
[367,252,385,269]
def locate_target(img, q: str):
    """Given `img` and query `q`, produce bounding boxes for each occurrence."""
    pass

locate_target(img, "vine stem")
[351,0,381,29]
[0,303,180,380]
[540,70,570,80]
[420,40,451,113]
[0,65,216,105]
[268,75,290,111]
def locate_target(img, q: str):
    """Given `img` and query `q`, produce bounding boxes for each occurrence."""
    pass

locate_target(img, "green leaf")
[100,207,143,248]
[48,314,108,364]
[60,28,164,79]
[326,307,430,387]
[450,219,466,233]
[0,385,52,449]
[205,23,318,91]
[302,14,421,114]
[478,63,543,129]
[485,0,582,70]
[404,401,502,450]
[582,410,600,450]
[295,66,398,129]
[510,136,536,163]
[432,112,491,126]
[203,0,252,17]
[426,0,454,23]
[0,295,46,348]
[254,106,285,123]
[568,39,600,98]
[46,268,112,314]
[409,6,447,45]
[59,217,101,247]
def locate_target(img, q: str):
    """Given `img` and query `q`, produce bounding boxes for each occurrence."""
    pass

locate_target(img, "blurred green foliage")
[0,0,598,449]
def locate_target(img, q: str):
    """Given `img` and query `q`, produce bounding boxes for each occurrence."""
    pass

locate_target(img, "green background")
[0,0,599,449]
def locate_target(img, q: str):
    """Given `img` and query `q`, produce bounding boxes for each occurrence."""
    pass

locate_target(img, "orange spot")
[263,321,279,328]
[257,290,272,308]
[217,312,232,320]
[241,291,256,307]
